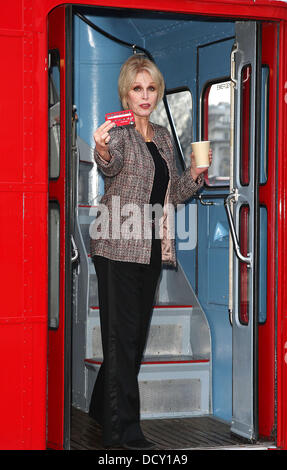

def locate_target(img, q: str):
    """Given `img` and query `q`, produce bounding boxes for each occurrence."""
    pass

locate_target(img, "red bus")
[1,0,287,451]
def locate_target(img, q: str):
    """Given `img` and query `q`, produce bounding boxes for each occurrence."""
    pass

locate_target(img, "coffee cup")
[191,140,210,168]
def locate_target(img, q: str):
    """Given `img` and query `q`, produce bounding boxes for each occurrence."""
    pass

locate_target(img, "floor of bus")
[70,406,271,450]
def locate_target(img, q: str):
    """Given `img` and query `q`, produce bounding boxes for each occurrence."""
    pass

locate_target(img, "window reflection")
[48,49,61,179]
[260,66,269,185]
[239,205,250,325]
[203,81,231,186]
[240,65,252,186]
[166,90,193,167]
[48,202,60,329]
[151,89,193,171]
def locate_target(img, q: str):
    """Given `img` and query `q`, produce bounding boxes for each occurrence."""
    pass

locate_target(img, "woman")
[89,55,212,450]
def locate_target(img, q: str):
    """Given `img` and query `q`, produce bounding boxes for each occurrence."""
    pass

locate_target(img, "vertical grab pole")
[228,43,237,325]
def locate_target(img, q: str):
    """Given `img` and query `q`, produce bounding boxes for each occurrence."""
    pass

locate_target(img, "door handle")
[224,191,252,266]
[71,235,79,263]
[198,195,214,206]
[230,42,238,88]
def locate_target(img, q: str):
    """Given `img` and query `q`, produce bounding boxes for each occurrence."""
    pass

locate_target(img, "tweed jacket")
[90,122,203,267]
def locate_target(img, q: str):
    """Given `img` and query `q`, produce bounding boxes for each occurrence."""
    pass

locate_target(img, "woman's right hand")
[93,120,115,161]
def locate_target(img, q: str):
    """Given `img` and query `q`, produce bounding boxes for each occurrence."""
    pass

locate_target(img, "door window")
[259,206,267,324]
[240,65,252,186]
[166,90,193,167]
[48,202,60,329]
[239,205,250,325]
[151,89,193,169]
[48,49,61,329]
[49,49,61,179]
[203,80,231,186]
[260,66,269,184]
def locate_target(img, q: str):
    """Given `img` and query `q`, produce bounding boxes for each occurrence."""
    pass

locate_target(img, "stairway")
[85,303,210,419]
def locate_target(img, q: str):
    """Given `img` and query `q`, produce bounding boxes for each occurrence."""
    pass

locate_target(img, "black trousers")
[89,238,162,446]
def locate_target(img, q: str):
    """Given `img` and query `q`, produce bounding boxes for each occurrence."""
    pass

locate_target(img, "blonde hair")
[118,55,165,109]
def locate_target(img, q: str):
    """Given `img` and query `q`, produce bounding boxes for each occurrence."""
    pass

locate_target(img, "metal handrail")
[71,235,79,263]
[224,191,252,266]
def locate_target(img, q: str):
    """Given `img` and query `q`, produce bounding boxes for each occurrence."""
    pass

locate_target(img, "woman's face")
[126,70,158,120]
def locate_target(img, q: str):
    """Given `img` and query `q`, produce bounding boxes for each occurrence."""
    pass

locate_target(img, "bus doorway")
[47,5,75,450]
[47,5,278,450]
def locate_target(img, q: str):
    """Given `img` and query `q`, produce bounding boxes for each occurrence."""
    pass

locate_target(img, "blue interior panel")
[197,201,232,420]
[73,8,236,422]
[195,34,234,421]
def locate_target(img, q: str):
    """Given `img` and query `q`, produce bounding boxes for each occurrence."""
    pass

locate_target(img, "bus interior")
[48,5,278,449]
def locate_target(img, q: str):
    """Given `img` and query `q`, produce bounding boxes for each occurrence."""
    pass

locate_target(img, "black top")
[147,142,169,207]
[146,142,169,267]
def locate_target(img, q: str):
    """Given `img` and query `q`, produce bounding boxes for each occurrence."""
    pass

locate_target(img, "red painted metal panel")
[0,0,48,451]
[33,0,287,23]
[0,319,47,450]
[0,34,23,182]
[47,5,67,450]
[258,22,278,440]
[0,190,47,449]
[0,3,23,30]
[23,190,47,450]
[276,19,287,451]
[0,194,23,318]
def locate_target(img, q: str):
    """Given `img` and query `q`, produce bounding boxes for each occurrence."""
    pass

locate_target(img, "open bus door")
[225,21,261,441]
[47,5,75,450]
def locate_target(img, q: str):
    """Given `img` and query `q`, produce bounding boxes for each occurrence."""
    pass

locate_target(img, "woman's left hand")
[190,148,213,181]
